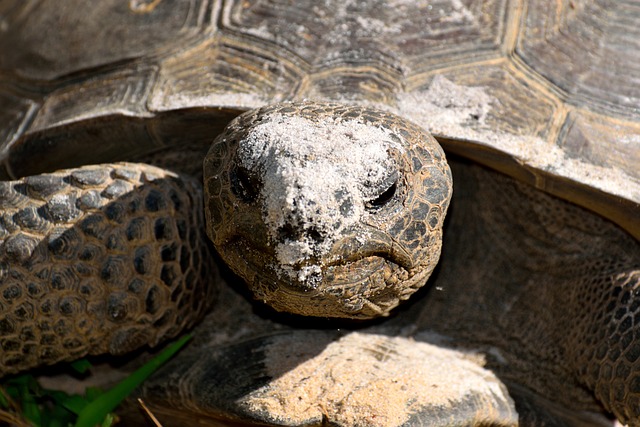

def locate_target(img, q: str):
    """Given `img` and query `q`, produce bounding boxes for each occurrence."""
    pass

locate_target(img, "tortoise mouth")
[223,235,404,284]
[325,235,415,272]
[217,234,417,318]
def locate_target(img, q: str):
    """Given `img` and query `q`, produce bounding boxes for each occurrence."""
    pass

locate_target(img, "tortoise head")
[204,102,452,319]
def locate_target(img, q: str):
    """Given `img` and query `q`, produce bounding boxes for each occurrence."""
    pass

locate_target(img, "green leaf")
[19,383,42,426]
[49,390,91,415]
[74,334,191,427]
[69,359,93,375]
[0,387,10,409]
[84,387,104,402]
[101,412,116,427]
[46,402,77,427]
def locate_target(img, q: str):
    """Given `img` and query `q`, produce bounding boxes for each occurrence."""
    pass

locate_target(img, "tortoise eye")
[366,180,398,209]
[230,165,261,202]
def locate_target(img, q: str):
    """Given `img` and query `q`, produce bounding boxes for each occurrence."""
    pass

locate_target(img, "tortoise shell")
[0,0,638,238]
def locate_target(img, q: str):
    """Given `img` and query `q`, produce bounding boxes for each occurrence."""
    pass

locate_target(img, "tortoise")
[0,0,639,426]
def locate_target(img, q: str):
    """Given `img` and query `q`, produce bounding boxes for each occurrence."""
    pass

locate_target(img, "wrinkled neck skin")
[204,102,452,319]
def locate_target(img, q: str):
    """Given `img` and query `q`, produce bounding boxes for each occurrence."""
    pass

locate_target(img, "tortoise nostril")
[366,181,397,210]
[277,224,324,242]
[277,223,297,240]
[308,227,323,242]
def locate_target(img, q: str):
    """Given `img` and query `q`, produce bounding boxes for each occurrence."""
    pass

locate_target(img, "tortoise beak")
[326,227,415,272]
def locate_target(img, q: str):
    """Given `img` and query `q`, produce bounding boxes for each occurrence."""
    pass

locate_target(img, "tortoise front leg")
[0,163,217,376]
[572,267,640,425]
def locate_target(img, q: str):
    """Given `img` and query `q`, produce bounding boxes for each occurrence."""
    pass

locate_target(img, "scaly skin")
[0,163,217,375]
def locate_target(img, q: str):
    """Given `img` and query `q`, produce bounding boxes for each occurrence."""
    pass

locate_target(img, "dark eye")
[366,180,398,209]
[230,165,260,202]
